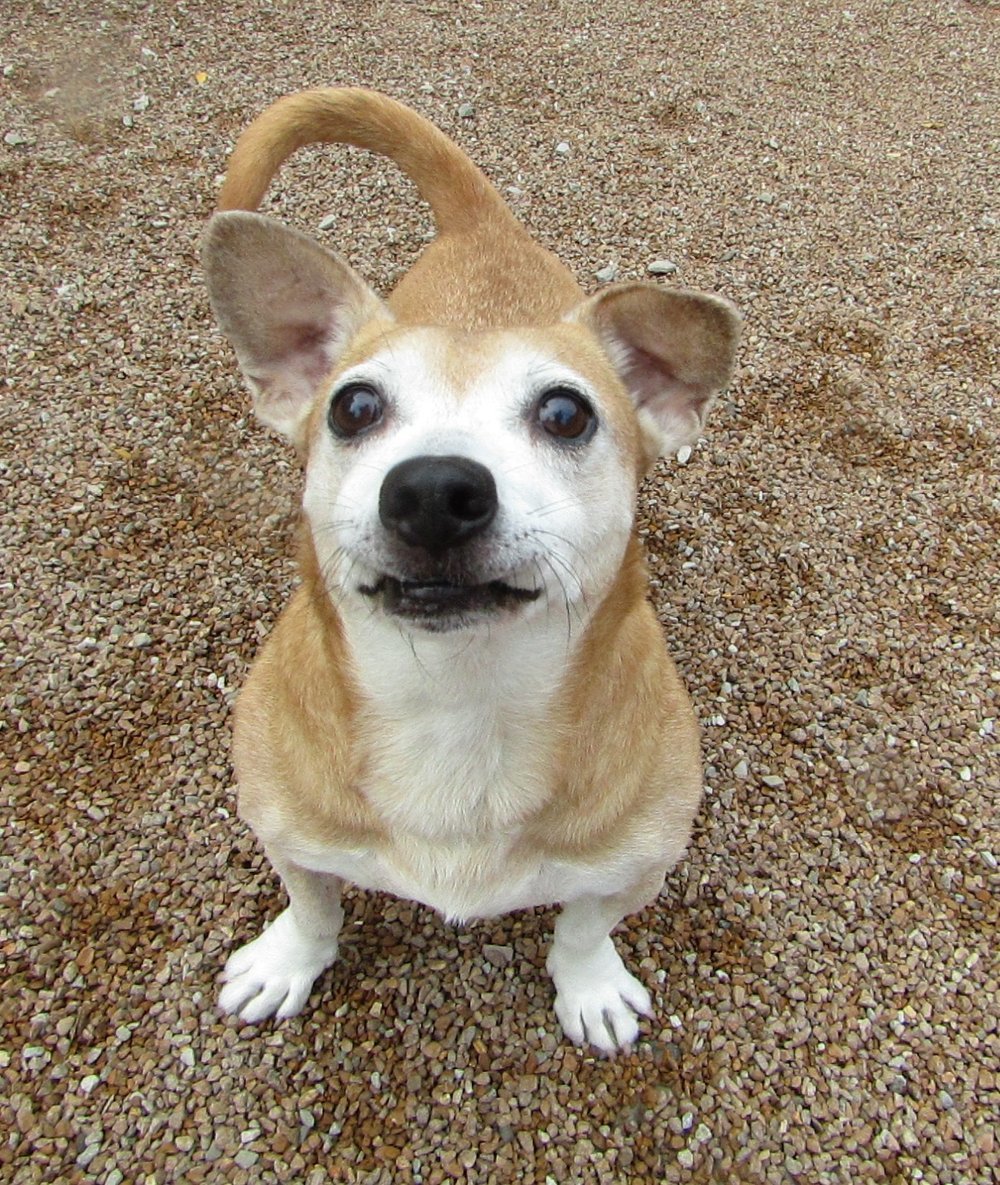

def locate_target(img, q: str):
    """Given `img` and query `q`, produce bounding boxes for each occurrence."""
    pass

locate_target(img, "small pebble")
[483,943,515,967]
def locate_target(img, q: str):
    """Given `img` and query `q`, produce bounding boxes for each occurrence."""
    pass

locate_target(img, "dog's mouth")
[358,574,541,628]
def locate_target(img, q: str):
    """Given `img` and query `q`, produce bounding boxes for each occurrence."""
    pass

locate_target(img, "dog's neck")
[296,531,582,837]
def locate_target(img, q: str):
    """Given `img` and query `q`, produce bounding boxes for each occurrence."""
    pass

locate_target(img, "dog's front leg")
[219,852,344,1023]
[546,871,665,1054]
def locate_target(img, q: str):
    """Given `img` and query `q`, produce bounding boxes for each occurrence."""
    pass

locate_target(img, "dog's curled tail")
[217,87,510,236]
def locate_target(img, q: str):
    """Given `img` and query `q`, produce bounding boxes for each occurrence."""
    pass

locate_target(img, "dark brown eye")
[328,384,384,439]
[536,387,597,443]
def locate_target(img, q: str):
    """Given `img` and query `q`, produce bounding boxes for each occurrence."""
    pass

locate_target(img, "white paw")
[547,938,653,1055]
[218,908,338,1023]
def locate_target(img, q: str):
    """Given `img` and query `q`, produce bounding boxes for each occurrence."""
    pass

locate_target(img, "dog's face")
[302,325,642,632]
[202,211,741,634]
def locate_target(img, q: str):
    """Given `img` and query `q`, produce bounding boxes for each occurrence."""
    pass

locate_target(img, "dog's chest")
[348,618,568,838]
[288,621,617,919]
[361,695,550,838]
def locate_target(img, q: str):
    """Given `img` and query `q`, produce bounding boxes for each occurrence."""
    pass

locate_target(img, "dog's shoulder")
[232,586,384,850]
[526,547,703,862]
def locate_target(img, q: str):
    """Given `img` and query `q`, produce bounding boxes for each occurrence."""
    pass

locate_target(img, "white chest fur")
[347,607,570,840]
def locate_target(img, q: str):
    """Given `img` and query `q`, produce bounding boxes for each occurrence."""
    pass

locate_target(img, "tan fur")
[233,543,385,852]
[527,540,702,860]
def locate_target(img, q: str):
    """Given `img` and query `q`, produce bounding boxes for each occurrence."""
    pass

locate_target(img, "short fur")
[202,87,740,1053]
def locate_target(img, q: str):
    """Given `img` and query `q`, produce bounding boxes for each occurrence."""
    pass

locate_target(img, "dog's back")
[217,86,583,327]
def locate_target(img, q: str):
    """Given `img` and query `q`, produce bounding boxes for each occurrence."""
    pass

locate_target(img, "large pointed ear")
[201,211,390,441]
[571,284,741,462]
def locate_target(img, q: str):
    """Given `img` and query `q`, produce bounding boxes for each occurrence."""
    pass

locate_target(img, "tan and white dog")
[202,88,740,1054]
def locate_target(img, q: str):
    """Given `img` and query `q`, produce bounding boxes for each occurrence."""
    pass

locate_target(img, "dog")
[201,87,740,1054]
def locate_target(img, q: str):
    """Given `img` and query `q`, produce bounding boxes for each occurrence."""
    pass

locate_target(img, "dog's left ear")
[571,284,741,463]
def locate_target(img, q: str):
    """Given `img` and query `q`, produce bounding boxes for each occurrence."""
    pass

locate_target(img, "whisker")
[312,519,360,535]
[398,621,433,680]
[446,629,479,665]
[532,557,554,628]
[528,497,579,519]
[542,549,590,622]
[530,526,590,564]
[499,458,543,479]
[541,554,575,646]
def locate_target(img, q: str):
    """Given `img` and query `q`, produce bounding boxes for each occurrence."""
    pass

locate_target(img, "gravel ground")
[2,1,997,1182]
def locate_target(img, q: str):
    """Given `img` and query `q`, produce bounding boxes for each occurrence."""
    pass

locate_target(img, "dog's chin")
[358,574,541,632]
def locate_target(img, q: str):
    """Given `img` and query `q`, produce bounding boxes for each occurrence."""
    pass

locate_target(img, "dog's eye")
[535,387,597,443]
[329,384,384,439]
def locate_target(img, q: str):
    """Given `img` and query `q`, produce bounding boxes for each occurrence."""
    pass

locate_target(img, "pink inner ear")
[621,341,676,406]
[289,321,334,355]
[239,315,340,399]
[203,211,392,439]
[617,340,704,421]
[574,282,740,457]
[283,319,342,384]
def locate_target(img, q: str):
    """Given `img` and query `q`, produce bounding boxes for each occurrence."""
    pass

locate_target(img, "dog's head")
[203,212,740,634]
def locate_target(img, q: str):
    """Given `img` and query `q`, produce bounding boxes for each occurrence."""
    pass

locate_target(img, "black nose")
[379,455,498,555]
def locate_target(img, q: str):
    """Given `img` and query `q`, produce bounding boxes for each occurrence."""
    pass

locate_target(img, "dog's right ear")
[201,212,390,441]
